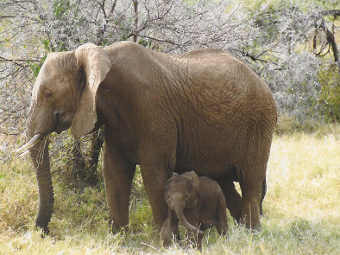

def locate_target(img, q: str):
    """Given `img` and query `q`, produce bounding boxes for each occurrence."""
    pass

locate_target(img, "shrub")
[318,64,340,122]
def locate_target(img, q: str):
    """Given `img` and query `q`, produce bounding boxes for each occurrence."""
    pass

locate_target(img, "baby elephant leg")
[187,223,204,250]
[160,210,179,247]
[196,231,204,251]
[216,189,228,235]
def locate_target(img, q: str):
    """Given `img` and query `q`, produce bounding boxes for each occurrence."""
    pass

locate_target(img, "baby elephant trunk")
[174,206,203,234]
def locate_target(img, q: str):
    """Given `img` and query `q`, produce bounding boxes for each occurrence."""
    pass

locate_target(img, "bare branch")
[313,11,340,68]
[320,10,340,17]
[0,56,41,63]
[0,15,15,20]
[109,0,118,15]
[132,0,138,42]
[0,129,19,136]
[138,35,182,47]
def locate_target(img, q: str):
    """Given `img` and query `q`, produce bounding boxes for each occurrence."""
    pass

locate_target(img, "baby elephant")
[160,171,228,249]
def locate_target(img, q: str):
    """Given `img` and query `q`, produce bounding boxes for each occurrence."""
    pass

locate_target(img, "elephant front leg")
[103,143,135,232]
[160,209,179,247]
[140,162,170,228]
[139,123,177,228]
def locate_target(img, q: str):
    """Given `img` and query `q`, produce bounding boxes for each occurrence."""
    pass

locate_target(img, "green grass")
[0,131,339,254]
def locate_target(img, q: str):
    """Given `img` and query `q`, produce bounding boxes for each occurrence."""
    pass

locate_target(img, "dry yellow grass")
[0,131,339,254]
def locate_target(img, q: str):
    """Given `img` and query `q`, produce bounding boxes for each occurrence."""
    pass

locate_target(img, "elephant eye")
[43,88,53,98]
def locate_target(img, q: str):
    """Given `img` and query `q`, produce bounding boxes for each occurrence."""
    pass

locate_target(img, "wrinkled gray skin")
[160,171,228,249]
[20,42,277,234]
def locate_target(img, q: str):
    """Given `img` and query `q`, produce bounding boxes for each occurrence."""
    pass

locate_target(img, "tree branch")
[137,35,182,47]
[0,56,40,63]
[109,0,118,15]
[312,10,340,68]
[320,10,340,17]
[132,0,138,43]
[0,15,15,20]
[0,129,19,136]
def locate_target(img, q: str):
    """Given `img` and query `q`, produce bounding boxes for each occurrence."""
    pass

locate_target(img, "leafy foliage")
[0,0,339,137]
[317,65,340,121]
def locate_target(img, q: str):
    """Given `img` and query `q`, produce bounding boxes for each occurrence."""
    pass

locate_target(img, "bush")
[318,64,340,122]
[275,114,321,134]
[275,114,340,135]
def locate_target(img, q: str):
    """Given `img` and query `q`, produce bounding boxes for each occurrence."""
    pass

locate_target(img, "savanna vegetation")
[0,0,339,254]
[1,129,339,254]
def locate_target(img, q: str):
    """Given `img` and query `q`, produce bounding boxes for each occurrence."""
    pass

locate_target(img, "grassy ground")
[0,130,339,255]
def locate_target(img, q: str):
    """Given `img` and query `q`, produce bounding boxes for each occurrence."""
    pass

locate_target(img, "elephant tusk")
[16,134,42,155]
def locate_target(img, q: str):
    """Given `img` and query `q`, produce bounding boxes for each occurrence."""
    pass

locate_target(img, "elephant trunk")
[30,137,53,234]
[174,206,202,234]
[24,105,54,234]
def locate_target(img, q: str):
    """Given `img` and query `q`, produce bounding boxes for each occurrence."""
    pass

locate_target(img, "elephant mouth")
[54,121,70,134]
[54,112,72,134]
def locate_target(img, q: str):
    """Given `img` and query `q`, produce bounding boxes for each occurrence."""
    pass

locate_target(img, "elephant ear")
[183,171,200,191]
[71,43,111,138]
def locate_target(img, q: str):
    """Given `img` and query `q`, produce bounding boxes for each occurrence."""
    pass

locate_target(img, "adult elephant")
[18,42,277,234]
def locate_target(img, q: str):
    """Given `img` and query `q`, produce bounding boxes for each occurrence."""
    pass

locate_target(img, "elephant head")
[17,43,112,232]
[165,171,203,234]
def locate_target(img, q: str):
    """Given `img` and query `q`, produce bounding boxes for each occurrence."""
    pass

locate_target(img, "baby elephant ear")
[184,171,200,191]
[71,43,111,138]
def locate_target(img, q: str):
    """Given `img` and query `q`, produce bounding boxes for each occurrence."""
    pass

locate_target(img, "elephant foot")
[239,205,261,230]
[35,223,49,237]
[111,221,129,234]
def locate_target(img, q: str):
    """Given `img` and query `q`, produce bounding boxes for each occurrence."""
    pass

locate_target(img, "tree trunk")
[132,0,139,43]
[71,138,86,189]
[87,128,104,185]
[71,128,103,188]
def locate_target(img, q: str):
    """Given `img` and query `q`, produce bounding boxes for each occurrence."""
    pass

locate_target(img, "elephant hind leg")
[239,150,269,228]
[260,178,267,215]
[218,179,242,222]
[103,142,136,232]
[239,174,263,229]
[238,125,272,229]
